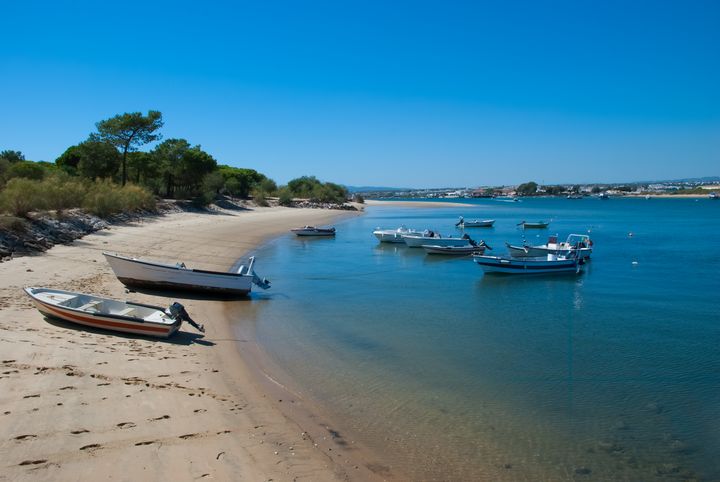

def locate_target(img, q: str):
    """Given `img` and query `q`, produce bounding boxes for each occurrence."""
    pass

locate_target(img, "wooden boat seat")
[78,300,102,311]
[116,307,136,316]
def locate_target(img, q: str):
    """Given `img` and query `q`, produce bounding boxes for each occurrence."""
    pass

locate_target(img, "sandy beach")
[0,205,394,481]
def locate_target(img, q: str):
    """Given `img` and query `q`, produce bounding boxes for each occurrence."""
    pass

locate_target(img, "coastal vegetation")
[0,111,350,221]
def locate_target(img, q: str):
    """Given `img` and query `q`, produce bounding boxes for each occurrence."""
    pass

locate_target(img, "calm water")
[235,198,720,481]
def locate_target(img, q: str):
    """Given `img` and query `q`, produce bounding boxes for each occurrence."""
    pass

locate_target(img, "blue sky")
[2,0,718,187]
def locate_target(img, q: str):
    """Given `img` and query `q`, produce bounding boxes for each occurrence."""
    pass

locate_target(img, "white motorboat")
[373,225,419,243]
[403,230,472,248]
[291,226,336,236]
[455,216,495,228]
[103,252,270,296]
[473,253,583,274]
[710,192,719,200]
[506,234,593,259]
[24,287,204,338]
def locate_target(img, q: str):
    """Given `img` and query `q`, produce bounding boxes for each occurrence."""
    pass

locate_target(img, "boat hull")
[520,222,549,229]
[24,287,180,338]
[291,227,336,236]
[473,255,581,274]
[104,253,254,296]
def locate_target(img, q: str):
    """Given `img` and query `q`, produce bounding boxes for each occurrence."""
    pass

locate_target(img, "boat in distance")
[103,252,270,296]
[403,231,473,248]
[373,225,419,243]
[291,226,336,236]
[455,216,495,228]
[24,287,203,338]
[473,253,583,274]
[506,234,593,259]
[518,220,550,229]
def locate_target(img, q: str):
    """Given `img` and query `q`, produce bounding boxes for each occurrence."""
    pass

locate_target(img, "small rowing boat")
[422,244,487,255]
[24,287,204,338]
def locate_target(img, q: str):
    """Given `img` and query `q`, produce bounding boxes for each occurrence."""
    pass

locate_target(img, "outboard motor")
[167,302,204,333]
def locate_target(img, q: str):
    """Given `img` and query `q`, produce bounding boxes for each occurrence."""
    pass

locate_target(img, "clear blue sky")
[2,0,718,187]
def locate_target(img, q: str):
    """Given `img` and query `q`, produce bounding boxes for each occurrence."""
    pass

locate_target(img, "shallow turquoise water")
[239,198,720,480]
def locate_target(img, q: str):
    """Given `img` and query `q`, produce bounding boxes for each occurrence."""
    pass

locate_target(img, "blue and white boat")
[473,253,583,274]
[403,230,472,248]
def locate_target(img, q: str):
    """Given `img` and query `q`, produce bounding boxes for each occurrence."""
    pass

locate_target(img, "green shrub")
[43,176,86,213]
[0,215,28,233]
[83,180,155,217]
[251,188,269,207]
[0,178,45,217]
[278,188,294,206]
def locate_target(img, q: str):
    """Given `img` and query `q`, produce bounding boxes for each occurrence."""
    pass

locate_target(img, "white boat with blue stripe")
[473,253,583,274]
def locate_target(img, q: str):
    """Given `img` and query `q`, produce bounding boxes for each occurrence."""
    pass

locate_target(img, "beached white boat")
[373,225,419,243]
[24,287,203,338]
[506,234,593,259]
[291,226,336,236]
[518,220,550,229]
[473,253,583,274]
[403,231,472,248]
[455,216,495,228]
[103,252,270,296]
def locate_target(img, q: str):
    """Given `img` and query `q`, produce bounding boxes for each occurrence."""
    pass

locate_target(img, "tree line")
[1,111,348,218]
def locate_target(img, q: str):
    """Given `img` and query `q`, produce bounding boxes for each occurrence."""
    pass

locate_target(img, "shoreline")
[0,205,396,481]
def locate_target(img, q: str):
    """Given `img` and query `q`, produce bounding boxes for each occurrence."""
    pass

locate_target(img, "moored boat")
[291,226,336,236]
[455,216,495,228]
[473,253,583,274]
[403,231,472,248]
[506,234,593,259]
[518,220,550,229]
[422,243,488,256]
[103,252,270,296]
[24,287,203,338]
[373,225,419,243]
[710,192,719,200]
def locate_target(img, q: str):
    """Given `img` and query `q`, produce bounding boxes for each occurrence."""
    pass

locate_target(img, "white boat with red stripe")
[23,287,201,338]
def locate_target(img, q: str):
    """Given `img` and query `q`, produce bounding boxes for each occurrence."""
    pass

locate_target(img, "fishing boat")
[24,287,203,338]
[506,234,593,259]
[710,192,719,200]
[422,240,490,256]
[455,216,495,228]
[473,253,583,274]
[518,220,550,229]
[403,231,472,248]
[103,252,270,296]
[598,192,610,200]
[291,226,336,236]
[373,225,419,243]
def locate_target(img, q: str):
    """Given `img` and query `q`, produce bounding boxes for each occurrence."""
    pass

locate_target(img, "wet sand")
[0,206,395,481]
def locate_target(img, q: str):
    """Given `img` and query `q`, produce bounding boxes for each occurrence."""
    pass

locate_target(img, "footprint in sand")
[135,440,157,446]
[179,433,200,440]
[148,415,170,421]
[19,459,47,466]
[23,394,40,399]
[13,434,37,441]
[80,443,102,451]
[116,422,136,429]
[59,386,76,390]
[71,429,89,434]
[193,409,207,413]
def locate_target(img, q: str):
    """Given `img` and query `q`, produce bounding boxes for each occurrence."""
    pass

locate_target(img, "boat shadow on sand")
[42,315,215,346]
